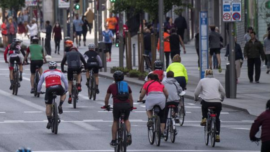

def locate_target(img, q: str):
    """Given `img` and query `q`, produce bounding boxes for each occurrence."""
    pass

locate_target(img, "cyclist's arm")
[250,114,263,141]
[37,73,45,92]
[80,54,87,68]
[183,66,188,83]
[139,88,146,101]
[163,88,169,100]
[175,81,183,93]
[61,55,67,71]
[61,73,68,91]
[104,93,110,106]
[96,55,103,67]
[194,80,202,100]
[166,65,170,72]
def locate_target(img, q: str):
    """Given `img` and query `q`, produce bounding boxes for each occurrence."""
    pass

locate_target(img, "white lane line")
[64,111,80,113]
[221,112,229,114]
[232,128,250,130]
[83,119,104,122]
[24,111,43,113]
[71,121,99,130]
[0,112,6,114]
[187,103,195,106]
[185,106,200,109]
[4,120,24,123]
[140,105,146,108]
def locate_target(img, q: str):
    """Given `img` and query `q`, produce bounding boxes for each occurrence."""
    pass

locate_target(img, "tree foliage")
[0,0,25,9]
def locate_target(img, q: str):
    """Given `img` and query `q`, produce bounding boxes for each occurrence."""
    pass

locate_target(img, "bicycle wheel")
[88,77,93,100]
[154,116,161,146]
[164,119,169,142]
[170,119,176,143]
[13,70,19,95]
[204,118,210,145]
[121,124,127,152]
[53,101,59,134]
[92,77,96,101]
[34,72,40,97]
[178,98,185,126]
[210,118,216,147]
[73,86,77,109]
[148,119,155,145]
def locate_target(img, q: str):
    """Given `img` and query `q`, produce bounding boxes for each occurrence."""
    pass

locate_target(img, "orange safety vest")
[157,32,171,52]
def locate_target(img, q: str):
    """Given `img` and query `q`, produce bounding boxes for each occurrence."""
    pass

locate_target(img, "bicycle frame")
[72,72,78,108]
[34,66,41,97]
[205,108,217,147]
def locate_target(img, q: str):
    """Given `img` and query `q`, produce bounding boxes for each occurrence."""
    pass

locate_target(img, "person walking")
[6,17,17,44]
[143,26,152,69]
[164,17,174,31]
[157,28,171,68]
[23,10,29,37]
[27,18,38,43]
[17,11,26,37]
[1,19,9,47]
[195,30,200,69]
[45,21,52,56]
[103,26,114,62]
[209,25,223,72]
[52,22,62,54]
[244,31,265,83]
[82,16,89,46]
[84,8,94,34]
[106,13,117,35]
[264,30,270,74]
[169,28,186,59]
[73,14,83,47]
[225,37,244,83]
[174,14,187,41]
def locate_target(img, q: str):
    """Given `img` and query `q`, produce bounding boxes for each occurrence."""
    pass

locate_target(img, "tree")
[0,0,25,21]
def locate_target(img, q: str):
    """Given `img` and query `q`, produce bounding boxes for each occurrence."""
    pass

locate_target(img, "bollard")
[225,63,237,98]
[133,44,136,66]
[126,32,132,70]
[98,42,107,72]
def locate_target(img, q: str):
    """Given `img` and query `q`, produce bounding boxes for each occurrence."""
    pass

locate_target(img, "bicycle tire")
[73,86,77,109]
[34,72,40,97]
[121,123,127,152]
[204,118,210,145]
[53,101,58,134]
[178,97,185,126]
[211,118,216,147]
[170,119,176,143]
[88,77,93,100]
[148,120,155,145]
[13,68,19,95]
[154,116,161,146]
[92,77,96,101]
[164,119,169,141]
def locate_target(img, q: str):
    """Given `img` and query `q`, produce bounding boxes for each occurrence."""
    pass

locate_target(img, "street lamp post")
[158,0,164,65]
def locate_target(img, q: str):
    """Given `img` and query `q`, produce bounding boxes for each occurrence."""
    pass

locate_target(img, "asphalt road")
[0,54,261,152]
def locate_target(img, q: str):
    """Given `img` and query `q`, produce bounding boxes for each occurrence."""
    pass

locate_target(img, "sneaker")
[215,135,220,142]
[218,65,222,73]
[68,96,72,104]
[30,88,34,93]
[96,88,100,94]
[77,84,82,92]
[9,84,13,90]
[46,122,51,129]
[86,81,89,86]
[200,118,207,126]
[127,133,132,145]
[58,106,63,114]
[19,76,22,81]
[147,118,153,127]
[110,140,117,147]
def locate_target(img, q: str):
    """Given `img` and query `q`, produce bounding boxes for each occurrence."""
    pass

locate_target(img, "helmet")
[48,61,57,70]
[88,43,95,49]
[266,100,270,110]
[65,40,73,46]
[13,38,22,44]
[32,36,39,43]
[113,71,124,82]
[17,148,31,152]
[154,60,163,69]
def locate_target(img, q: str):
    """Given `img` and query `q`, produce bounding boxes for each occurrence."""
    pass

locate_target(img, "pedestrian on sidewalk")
[250,100,270,152]
[17,11,26,38]
[157,27,171,68]
[73,14,83,47]
[244,31,265,83]
[45,21,52,56]
[209,25,222,73]
[84,8,94,34]
[27,18,38,43]
[6,17,17,44]
[174,14,187,41]
[1,19,9,47]
[82,16,89,47]
[102,26,113,62]
[264,30,270,74]
[140,19,148,33]
[225,37,244,83]
[244,27,254,45]
[169,28,186,59]
[22,10,29,37]
[143,26,152,69]
[106,13,117,35]
[52,22,62,55]
[164,17,174,31]
[195,30,200,69]
[116,21,129,56]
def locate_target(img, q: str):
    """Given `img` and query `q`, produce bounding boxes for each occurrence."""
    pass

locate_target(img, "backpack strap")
[173,82,181,96]
[146,80,156,95]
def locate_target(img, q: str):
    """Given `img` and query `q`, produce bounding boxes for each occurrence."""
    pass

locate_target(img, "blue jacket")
[225,42,244,60]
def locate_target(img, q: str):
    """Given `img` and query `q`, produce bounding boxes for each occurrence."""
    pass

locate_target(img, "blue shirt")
[73,19,83,32]
[102,30,113,43]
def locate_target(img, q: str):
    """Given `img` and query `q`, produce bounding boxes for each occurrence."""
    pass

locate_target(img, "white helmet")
[48,61,57,70]
[88,43,95,50]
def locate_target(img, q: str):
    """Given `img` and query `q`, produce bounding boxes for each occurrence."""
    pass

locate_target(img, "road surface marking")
[187,103,195,106]
[0,112,6,114]
[24,111,43,113]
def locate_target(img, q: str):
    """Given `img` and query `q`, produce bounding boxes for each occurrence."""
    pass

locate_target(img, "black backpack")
[86,51,98,67]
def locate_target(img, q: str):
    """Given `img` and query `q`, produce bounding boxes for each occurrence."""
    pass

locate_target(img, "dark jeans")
[196,48,200,67]
[174,76,186,90]
[261,140,270,152]
[247,58,261,82]
[54,38,61,53]
[144,50,152,69]
[83,31,87,42]
[88,23,93,34]
[45,38,51,55]
[201,100,222,134]
[171,49,180,60]
[266,54,270,69]
[165,52,170,68]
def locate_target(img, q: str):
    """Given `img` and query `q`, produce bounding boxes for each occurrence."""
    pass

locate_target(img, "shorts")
[113,103,131,121]
[67,68,82,81]
[8,56,23,70]
[30,60,43,74]
[86,65,99,74]
[45,85,66,104]
[210,48,221,56]
[76,31,82,36]
[105,43,112,54]
[145,93,166,111]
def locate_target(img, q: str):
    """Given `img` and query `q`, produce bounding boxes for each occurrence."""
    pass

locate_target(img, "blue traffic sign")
[233,3,241,11]
[223,5,230,12]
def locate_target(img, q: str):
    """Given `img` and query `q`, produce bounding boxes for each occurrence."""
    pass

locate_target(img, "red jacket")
[250,110,270,142]
[4,44,11,62]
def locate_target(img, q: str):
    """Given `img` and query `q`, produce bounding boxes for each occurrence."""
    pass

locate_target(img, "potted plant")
[127,69,140,78]
[138,72,148,81]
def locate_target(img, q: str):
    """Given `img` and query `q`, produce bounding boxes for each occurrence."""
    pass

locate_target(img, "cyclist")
[4,38,24,90]
[61,48,86,104]
[163,71,182,122]
[250,100,270,152]
[139,73,168,137]
[144,60,166,82]
[84,43,103,94]
[64,39,78,54]
[194,69,225,142]
[37,61,68,129]
[103,71,134,147]
[166,54,188,90]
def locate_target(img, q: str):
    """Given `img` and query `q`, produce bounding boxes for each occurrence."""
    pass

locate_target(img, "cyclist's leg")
[200,100,208,126]
[93,67,99,93]
[38,60,44,75]
[111,104,121,145]
[30,60,36,90]
[45,87,53,128]
[175,76,186,90]
[8,57,14,89]
[56,85,67,114]
[18,56,23,80]
[209,49,214,69]
[85,67,90,84]
[76,68,82,91]
[67,68,73,103]
[214,103,222,135]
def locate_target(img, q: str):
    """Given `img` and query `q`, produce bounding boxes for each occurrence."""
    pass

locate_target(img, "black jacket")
[225,42,244,60]
[143,32,152,51]
[45,25,52,40]
[244,39,265,60]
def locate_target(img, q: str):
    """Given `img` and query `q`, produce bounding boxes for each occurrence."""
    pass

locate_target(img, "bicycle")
[12,61,20,95]
[178,91,186,126]
[148,105,162,146]
[164,104,177,143]
[72,71,79,109]
[87,68,96,100]
[101,106,136,152]
[204,107,218,147]
[33,66,41,97]
[50,92,60,134]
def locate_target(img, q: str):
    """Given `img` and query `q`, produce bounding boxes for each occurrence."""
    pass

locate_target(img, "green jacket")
[244,39,265,60]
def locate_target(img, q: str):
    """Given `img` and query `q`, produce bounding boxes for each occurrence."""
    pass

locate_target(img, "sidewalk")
[1,33,269,116]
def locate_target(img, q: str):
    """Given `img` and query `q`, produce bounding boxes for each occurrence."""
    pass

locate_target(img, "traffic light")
[110,0,116,3]
[74,3,80,10]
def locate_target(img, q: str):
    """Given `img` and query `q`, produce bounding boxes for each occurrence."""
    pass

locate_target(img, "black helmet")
[113,71,124,82]
[266,100,270,110]
[154,60,163,70]
[17,148,31,152]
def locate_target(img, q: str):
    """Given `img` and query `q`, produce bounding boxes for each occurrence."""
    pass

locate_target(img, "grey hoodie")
[163,78,182,102]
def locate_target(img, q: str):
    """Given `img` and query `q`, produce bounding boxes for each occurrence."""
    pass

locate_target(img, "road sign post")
[199,11,209,79]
